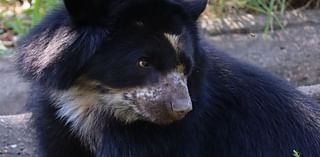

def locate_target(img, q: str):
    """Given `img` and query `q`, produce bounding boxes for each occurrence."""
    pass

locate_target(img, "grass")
[209,0,288,33]
[246,0,287,32]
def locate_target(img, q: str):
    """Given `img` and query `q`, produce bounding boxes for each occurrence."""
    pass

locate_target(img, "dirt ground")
[0,114,35,157]
[0,10,320,157]
[209,24,320,86]
[0,56,29,116]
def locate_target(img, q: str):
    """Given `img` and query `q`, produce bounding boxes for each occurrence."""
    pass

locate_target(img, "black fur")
[16,0,320,156]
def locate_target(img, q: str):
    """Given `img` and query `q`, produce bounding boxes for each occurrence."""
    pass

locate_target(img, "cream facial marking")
[164,33,181,52]
[164,30,192,69]
[177,64,186,74]
[51,78,140,152]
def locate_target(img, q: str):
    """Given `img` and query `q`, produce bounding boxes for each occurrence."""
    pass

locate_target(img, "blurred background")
[0,0,319,156]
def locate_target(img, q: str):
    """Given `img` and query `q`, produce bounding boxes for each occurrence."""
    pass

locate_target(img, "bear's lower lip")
[149,112,189,125]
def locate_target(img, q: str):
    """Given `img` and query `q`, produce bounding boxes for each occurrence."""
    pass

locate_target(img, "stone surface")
[299,84,320,101]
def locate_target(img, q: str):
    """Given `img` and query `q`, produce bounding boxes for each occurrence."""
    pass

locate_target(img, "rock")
[298,84,320,101]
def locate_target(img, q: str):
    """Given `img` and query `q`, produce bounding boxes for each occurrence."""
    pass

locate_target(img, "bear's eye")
[137,58,151,68]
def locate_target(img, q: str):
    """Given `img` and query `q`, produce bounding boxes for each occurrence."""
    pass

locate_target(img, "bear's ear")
[63,0,112,23]
[178,0,208,19]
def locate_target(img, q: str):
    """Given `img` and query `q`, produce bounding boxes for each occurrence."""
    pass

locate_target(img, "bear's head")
[17,0,207,133]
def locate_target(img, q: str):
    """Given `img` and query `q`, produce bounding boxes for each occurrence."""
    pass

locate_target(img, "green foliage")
[5,15,30,35]
[31,0,60,26]
[293,150,301,157]
[244,0,287,33]
[209,0,288,33]
[0,0,60,36]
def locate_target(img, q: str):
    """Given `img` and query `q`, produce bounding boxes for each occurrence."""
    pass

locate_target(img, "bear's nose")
[170,98,193,115]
